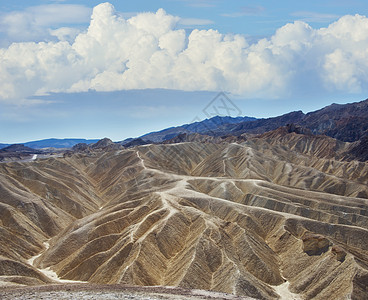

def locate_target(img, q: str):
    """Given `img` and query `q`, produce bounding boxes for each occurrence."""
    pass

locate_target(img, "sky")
[1,0,368,143]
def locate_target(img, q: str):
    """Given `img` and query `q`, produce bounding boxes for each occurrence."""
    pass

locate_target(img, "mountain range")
[0,116,255,150]
[139,115,257,143]
[2,98,368,150]
[208,99,368,142]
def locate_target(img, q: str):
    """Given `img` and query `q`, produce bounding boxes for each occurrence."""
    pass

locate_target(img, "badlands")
[0,130,367,299]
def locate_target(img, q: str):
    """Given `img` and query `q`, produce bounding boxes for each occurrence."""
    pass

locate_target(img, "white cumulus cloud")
[1,2,368,104]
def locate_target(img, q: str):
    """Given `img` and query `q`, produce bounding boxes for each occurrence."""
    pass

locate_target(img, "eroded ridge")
[0,140,367,299]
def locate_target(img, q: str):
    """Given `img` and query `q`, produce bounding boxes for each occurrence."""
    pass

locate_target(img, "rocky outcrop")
[66,138,122,155]
[72,143,89,152]
[347,135,368,162]
[91,138,120,150]
[302,232,331,255]
[331,245,347,262]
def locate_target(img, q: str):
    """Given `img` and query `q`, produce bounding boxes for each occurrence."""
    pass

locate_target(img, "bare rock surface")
[0,135,368,299]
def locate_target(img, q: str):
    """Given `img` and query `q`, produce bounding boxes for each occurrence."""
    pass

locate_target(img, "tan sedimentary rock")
[0,136,367,299]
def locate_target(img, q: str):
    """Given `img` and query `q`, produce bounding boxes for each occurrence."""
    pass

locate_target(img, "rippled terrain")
[0,132,367,299]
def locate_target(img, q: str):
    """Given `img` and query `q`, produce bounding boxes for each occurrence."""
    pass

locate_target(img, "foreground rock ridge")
[0,132,368,299]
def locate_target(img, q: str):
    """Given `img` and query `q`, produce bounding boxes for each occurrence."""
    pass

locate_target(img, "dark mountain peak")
[277,110,305,120]
[89,138,123,151]
[285,123,312,135]
[213,110,305,137]
[347,135,368,162]
[200,115,256,126]
[68,138,122,154]
[92,138,114,149]
[301,98,368,142]
[257,124,312,139]
[305,98,368,118]
[72,143,89,152]
[327,102,342,108]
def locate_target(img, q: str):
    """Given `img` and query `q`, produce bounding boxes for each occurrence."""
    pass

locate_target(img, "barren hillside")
[0,133,367,299]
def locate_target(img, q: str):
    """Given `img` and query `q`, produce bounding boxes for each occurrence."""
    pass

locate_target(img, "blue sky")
[2,1,367,42]
[1,1,368,143]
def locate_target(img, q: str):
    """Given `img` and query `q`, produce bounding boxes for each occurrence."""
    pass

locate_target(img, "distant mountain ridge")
[210,98,368,142]
[25,138,100,149]
[1,117,256,149]
[139,115,257,143]
[2,98,368,148]
[0,139,100,150]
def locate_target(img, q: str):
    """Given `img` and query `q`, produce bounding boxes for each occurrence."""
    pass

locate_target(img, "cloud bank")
[1,2,368,103]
